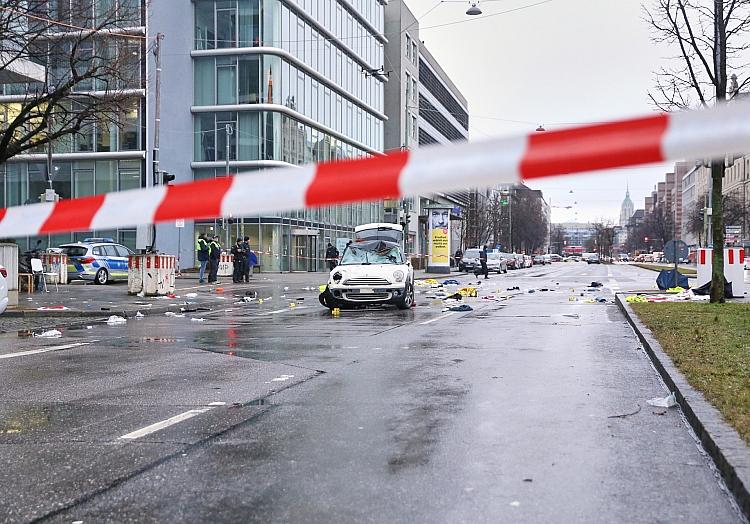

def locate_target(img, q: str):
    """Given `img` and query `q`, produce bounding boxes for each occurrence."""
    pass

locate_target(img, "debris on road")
[135,311,144,318]
[646,392,677,408]
[34,329,62,338]
[443,304,473,312]
[507,286,520,291]
[165,312,186,318]
[191,318,206,322]
[185,293,198,298]
[590,281,603,287]
[443,279,460,285]
[36,306,70,311]
[607,405,642,419]
[106,315,127,325]
[458,287,478,297]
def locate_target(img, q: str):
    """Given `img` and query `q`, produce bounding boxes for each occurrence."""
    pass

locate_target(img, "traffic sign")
[664,239,688,263]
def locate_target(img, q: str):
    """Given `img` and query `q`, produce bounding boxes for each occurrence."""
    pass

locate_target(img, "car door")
[108,244,132,279]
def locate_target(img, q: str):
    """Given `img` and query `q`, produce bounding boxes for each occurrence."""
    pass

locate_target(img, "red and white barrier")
[218,253,233,277]
[696,248,747,296]
[128,254,176,296]
[40,253,68,284]
[1,102,750,237]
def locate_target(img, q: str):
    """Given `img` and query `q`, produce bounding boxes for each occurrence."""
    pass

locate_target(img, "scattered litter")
[135,311,145,318]
[290,302,297,308]
[443,304,473,312]
[270,374,295,382]
[34,329,62,338]
[646,392,677,408]
[568,296,577,302]
[318,285,327,292]
[590,281,603,287]
[562,314,579,319]
[507,286,520,291]
[652,410,667,416]
[510,501,520,507]
[607,405,642,419]
[481,295,497,300]
[165,311,186,318]
[442,279,460,285]
[666,287,686,294]
[626,295,648,303]
[283,286,290,291]
[215,287,224,293]
[332,307,341,317]
[264,296,272,301]
[191,318,206,322]
[527,289,536,294]
[166,293,177,298]
[36,306,70,311]
[523,478,533,483]
[106,315,127,325]
[538,288,550,292]
[86,326,93,329]
[238,296,255,303]
[423,279,439,285]
[296,297,305,301]
[137,291,145,298]
[458,287,478,297]
[185,292,198,298]
[595,297,607,303]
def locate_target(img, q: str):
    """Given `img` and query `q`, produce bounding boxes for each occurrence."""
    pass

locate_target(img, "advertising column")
[427,207,451,274]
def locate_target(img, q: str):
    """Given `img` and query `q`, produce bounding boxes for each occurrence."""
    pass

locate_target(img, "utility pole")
[150,32,164,252]
[224,123,233,247]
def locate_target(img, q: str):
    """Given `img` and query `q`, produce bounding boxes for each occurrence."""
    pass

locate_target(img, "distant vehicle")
[319,239,414,310]
[543,254,552,264]
[487,252,508,273]
[0,264,7,315]
[533,255,546,265]
[618,254,630,262]
[586,254,601,264]
[59,238,134,284]
[513,253,525,269]
[459,248,482,272]
[523,254,533,268]
[549,253,563,262]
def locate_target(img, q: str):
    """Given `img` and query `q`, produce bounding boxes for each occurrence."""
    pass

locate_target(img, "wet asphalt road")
[0,263,745,523]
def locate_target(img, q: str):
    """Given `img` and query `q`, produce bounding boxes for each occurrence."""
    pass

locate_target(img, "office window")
[405,34,411,61]
[411,41,418,65]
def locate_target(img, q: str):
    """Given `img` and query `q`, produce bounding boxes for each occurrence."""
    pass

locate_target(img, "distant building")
[555,222,594,248]
[619,185,634,227]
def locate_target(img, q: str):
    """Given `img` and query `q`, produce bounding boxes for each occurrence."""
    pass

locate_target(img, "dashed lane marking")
[118,402,227,440]
[0,342,92,359]
[419,312,455,325]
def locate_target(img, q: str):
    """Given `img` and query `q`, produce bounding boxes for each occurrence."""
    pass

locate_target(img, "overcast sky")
[405,0,675,223]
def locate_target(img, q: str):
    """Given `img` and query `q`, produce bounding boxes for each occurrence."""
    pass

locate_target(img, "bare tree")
[550,225,566,254]
[645,0,750,302]
[510,187,548,253]
[0,0,144,166]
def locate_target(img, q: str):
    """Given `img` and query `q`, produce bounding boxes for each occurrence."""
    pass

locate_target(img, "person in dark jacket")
[325,242,339,271]
[230,238,246,283]
[241,236,253,282]
[479,245,489,279]
[196,233,210,284]
[454,248,463,270]
[208,236,222,284]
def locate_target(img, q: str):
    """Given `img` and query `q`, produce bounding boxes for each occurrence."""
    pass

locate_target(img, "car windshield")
[340,241,404,265]
[464,249,481,258]
[61,246,88,257]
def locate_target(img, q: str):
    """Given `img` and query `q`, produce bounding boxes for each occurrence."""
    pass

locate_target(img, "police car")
[59,238,134,284]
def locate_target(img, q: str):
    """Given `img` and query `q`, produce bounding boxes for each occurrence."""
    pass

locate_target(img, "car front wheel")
[95,268,109,285]
[395,282,414,310]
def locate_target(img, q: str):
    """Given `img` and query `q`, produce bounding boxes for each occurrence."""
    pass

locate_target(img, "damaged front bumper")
[323,284,408,306]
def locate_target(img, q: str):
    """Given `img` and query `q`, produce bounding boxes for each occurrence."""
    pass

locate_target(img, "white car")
[319,240,415,310]
[0,264,8,315]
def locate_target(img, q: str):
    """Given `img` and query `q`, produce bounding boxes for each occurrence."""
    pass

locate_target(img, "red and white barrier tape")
[1,102,749,237]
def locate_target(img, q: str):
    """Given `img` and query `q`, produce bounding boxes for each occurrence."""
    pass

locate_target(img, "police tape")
[1,101,749,238]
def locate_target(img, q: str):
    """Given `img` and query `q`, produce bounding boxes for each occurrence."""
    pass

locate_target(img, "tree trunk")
[710,158,725,303]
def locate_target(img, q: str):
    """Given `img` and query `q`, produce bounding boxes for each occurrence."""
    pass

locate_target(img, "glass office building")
[191,0,387,271]
[0,0,146,251]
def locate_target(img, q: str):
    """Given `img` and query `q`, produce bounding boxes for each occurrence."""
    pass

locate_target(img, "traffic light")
[644,236,649,242]
[161,171,175,185]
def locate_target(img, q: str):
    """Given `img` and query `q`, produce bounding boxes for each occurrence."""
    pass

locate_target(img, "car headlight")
[332,271,343,283]
[393,270,404,282]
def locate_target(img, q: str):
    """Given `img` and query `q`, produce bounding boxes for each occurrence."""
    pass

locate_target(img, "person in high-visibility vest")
[208,236,222,284]
[196,233,210,284]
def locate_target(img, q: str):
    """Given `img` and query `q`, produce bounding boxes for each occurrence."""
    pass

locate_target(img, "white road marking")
[257,305,309,316]
[0,342,91,359]
[419,312,455,325]
[119,402,226,440]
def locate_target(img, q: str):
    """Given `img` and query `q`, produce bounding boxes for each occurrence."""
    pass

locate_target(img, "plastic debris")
[185,292,198,298]
[34,329,62,338]
[646,392,677,408]
[284,286,290,291]
[318,284,327,292]
[507,286,520,291]
[332,307,341,317]
[36,306,70,311]
[135,311,145,318]
[215,287,224,293]
[626,295,648,303]
[442,279,460,285]
[166,293,177,298]
[590,281,603,287]
[444,304,473,312]
[106,315,127,325]
[423,278,439,285]
[191,317,206,322]
[165,311,185,318]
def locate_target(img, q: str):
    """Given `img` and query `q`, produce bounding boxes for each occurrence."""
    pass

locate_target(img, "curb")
[616,294,750,518]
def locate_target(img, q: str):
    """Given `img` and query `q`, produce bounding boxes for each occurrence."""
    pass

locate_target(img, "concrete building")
[382,0,469,258]
[153,0,388,271]
[723,154,750,246]
[554,222,594,248]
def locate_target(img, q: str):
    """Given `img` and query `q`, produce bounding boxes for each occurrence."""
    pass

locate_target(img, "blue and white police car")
[59,238,133,284]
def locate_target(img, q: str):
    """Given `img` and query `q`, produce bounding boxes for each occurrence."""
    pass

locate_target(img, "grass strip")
[631,302,750,445]
[633,263,697,275]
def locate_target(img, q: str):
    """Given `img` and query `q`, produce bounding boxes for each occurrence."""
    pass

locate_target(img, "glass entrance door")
[292,234,318,271]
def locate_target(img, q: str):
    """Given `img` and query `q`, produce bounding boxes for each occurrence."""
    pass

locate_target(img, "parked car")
[0,264,7,315]
[459,248,482,272]
[513,253,525,269]
[487,252,508,273]
[523,255,533,268]
[319,239,414,309]
[533,255,546,265]
[618,254,630,262]
[543,254,552,264]
[59,238,134,284]
[549,253,563,262]
[586,254,601,264]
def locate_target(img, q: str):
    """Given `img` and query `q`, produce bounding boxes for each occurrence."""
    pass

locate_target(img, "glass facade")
[193,0,386,271]
[0,0,147,251]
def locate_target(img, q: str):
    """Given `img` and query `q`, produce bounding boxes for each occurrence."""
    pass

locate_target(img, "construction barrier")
[0,102,750,238]
[218,253,233,277]
[128,254,176,296]
[0,243,19,306]
[40,253,68,285]
[696,248,747,296]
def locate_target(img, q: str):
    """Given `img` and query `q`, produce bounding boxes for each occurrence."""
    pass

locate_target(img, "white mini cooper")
[319,239,414,310]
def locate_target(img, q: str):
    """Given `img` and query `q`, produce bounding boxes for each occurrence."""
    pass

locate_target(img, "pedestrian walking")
[242,236,253,282]
[478,245,489,279]
[230,238,246,283]
[325,242,339,271]
[196,233,210,284]
[454,248,463,270]
[208,235,221,284]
